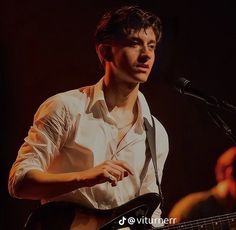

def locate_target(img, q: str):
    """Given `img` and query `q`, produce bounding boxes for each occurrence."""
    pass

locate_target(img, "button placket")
[109,125,120,159]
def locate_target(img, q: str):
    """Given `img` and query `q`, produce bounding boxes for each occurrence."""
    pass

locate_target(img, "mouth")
[136,63,149,68]
[135,64,150,72]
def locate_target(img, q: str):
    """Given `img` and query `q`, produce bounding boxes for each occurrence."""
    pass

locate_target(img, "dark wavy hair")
[94,5,162,46]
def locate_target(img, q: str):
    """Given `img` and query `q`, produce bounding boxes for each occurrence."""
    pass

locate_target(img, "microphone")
[175,77,236,113]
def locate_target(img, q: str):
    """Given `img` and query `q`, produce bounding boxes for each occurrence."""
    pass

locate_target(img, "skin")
[102,27,157,143]
[213,179,236,209]
[15,27,157,200]
[214,147,236,209]
[169,147,236,223]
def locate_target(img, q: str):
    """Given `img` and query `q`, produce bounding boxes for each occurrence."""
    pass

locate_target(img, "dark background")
[1,0,236,229]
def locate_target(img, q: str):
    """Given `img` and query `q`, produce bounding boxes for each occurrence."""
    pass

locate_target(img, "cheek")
[151,53,155,63]
[118,51,136,68]
[149,55,155,69]
[112,49,132,66]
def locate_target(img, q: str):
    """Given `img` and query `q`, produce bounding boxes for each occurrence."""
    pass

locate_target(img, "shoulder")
[175,191,211,209]
[34,87,92,120]
[152,115,169,156]
[169,191,211,221]
[138,91,169,153]
[152,116,168,139]
[138,91,167,136]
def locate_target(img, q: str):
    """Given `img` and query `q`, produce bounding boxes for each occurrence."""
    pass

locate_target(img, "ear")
[96,44,113,63]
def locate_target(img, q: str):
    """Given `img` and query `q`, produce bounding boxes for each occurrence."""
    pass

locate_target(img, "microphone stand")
[209,97,236,114]
[208,110,236,145]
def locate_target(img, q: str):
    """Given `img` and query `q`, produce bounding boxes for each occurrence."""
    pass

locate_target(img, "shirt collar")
[90,77,106,109]
[137,91,154,127]
[89,77,154,127]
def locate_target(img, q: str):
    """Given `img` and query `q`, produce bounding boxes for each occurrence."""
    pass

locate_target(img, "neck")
[103,73,139,112]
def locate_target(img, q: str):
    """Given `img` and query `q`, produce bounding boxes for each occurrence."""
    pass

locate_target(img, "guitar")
[25,193,236,230]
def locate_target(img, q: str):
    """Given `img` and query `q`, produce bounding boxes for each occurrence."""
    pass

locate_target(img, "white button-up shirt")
[8,78,169,219]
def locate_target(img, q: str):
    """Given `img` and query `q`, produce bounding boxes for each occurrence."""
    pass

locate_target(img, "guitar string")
[162,214,236,230]
[162,215,236,230]
[162,217,235,230]
[161,212,236,229]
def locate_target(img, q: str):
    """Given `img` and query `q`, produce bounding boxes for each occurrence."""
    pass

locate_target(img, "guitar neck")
[159,212,236,230]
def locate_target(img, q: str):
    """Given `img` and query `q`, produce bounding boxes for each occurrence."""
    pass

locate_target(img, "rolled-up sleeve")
[8,95,72,198]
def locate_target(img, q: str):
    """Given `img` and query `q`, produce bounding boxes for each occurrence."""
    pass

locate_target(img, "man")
[169,147,236,227]
[8,5,169,229]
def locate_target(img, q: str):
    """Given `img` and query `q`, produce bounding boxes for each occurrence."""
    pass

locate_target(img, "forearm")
[12,160,134,200]
[14,169,86,200]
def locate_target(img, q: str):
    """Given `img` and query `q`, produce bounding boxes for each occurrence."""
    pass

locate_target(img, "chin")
[119,71,150,84]
[133,73,150,83]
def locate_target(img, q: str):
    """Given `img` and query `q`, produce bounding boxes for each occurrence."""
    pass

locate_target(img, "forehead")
[127,27,156,42]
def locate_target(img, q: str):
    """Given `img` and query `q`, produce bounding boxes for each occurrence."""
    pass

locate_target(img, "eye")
[129,39,140,47]
[148,43,156,50]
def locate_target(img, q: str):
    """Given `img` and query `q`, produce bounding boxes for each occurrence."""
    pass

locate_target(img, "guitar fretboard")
[161,212,236,230]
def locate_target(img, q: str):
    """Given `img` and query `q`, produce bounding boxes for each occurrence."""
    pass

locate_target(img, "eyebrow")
[129,36,157,44]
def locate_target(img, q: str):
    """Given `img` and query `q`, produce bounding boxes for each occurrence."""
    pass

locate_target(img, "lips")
[136,63,149,69]
[135,63,150,73]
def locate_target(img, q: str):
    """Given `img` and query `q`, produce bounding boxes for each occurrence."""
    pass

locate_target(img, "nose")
[138,45,152,63]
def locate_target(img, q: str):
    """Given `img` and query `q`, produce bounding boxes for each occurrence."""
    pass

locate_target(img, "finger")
[110,160,135,175]
[105,162,130,179]
[104,170,118,185]
[108,167,124,181]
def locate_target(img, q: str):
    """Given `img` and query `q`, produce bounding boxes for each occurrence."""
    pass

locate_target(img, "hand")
[78,160,134,187]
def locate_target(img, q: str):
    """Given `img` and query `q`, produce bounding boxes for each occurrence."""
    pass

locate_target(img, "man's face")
[109,27,157,84]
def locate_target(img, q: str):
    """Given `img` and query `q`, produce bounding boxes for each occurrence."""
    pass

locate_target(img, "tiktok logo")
[118,216,126,225]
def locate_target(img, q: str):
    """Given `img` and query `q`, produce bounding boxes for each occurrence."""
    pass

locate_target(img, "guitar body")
[25,193,160,230]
